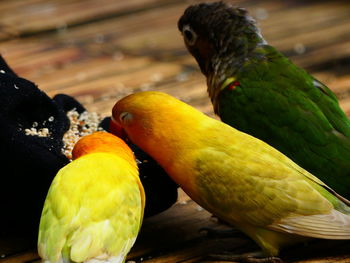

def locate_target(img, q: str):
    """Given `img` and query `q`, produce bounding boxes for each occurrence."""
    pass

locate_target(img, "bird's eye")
[182,25,197,46]
[119,112,133,123]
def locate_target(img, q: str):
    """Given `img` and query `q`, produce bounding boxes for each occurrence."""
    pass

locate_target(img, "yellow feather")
[112,91,350,256]
[38,133,144,263]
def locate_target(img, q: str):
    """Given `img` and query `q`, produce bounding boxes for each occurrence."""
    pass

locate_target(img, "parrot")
[177,2,350,199]
[37,131,145,263]
[110,91,350,260]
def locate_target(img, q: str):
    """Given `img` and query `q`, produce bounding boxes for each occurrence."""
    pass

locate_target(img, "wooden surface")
[1,0,350,262]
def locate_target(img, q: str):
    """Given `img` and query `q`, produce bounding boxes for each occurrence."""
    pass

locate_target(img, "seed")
[61,109,105,160]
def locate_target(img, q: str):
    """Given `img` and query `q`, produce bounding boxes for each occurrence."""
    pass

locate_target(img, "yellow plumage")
[111,91,350,256]
[38,132,144,263]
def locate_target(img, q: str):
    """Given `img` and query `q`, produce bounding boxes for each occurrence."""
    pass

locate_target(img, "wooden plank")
[0,0,181,40]
[0,251,39,263]
[0,0,348,117]
[0,237,35,259]
[1,0,349,92]
[1,0,350,262]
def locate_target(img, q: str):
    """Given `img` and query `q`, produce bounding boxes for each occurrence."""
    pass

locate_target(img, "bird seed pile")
[61,109,104,159]
[24,117,55,137]
[23,108,106,160]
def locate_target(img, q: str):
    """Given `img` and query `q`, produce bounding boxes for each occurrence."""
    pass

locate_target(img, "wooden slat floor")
[1,0,350,262]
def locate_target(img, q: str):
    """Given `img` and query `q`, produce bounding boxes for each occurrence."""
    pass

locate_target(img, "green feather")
[217,46,350,198]
[178,2,350,199]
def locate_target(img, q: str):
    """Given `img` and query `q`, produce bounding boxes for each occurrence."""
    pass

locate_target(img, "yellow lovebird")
[38,131,145,263]
[111,91,350,260]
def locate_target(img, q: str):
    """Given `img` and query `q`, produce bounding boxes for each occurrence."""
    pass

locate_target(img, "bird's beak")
[109,117,128,141]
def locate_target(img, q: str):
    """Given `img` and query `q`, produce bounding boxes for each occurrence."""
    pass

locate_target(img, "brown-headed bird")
[178,2,350,199]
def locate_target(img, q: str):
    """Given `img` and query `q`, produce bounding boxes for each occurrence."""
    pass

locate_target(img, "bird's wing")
[194,143,350,239]
[215,48,350,196]
[270,209,350,239]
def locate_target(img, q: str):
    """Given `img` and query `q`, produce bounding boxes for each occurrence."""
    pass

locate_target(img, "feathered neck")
[207,33,267,113]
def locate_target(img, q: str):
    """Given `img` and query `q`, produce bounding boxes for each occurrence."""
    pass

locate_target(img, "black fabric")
[53,93,86,114]
[0,55,177,237]
[0,56,70,236]
[132,145,179,217]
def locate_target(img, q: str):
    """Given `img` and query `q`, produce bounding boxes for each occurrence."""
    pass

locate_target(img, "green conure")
[178,2,350,199]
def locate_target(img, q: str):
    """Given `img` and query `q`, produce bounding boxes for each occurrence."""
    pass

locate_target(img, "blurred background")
[1,0,350,119]
[1,0,350,262]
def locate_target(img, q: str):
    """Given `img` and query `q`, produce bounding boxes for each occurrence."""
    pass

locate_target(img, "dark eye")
[182,25,197,46]
[184,30,193,42]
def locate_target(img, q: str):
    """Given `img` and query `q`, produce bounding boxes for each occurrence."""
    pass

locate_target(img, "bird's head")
[178,2,265,76]
[110,91,205,166]
[72,131,136,165]
[110,92,183,144]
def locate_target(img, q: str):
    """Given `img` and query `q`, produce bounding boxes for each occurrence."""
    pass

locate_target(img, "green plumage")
[178,2,350,199]
[218,46,350,197]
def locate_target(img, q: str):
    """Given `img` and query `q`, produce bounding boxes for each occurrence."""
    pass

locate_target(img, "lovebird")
[178,2,350,199]
[110,91,350,259]
[38,131,145,263]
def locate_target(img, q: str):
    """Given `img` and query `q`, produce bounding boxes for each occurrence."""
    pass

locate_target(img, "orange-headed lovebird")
[38,131,145,263]
[110,91,350,260]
